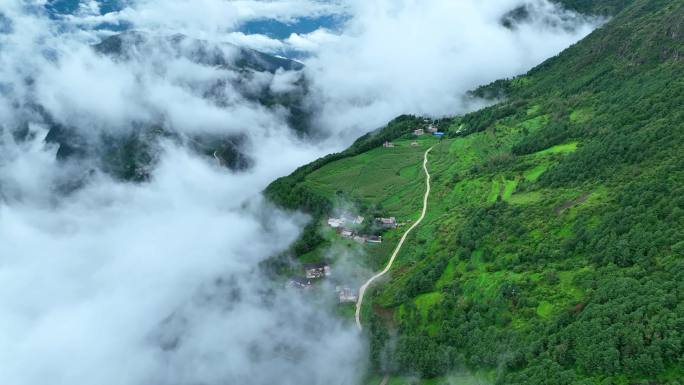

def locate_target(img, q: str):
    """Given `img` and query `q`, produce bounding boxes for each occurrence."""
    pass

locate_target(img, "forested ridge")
[265,0,684,383]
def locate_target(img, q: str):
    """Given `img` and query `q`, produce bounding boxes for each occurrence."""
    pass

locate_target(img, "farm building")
[414,128,424,136]
[383,141,395,148]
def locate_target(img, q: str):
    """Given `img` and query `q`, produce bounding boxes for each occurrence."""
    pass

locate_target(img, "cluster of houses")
[285,213,401,303]
[327,213,384,244]
[334,226,382,244]
[286,263,359,304]
[413,123,439,136]
[287,263,331,290]
[341,229,382,244]
[327,215,398,242]
[305,263,331,279]
[382,122,444,149]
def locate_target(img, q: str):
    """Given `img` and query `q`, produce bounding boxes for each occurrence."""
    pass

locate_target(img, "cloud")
[225,31,287,52]
[66,0,347,38]
[1,3,358,384]
[35,45,153,130]
[0,130,361,385]
[0,1,600,385]
[286,28,339,52]
[296,0,601,139]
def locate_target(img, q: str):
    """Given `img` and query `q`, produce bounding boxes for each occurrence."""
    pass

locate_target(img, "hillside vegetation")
[265,0,684,384]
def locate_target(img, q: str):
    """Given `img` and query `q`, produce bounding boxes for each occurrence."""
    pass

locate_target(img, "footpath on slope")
[355,146,434,330]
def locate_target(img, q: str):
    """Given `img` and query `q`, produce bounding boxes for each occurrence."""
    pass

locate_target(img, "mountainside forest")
[265,0,684,384]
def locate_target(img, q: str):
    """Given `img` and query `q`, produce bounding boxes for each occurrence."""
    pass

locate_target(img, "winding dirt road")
[354,146,433,385]
[355,146,434,331]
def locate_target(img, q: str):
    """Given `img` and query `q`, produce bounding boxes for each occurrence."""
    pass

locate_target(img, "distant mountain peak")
[94,31,304,73]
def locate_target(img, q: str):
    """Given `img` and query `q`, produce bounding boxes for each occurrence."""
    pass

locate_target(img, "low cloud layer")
[0,1,599,384]
[300,0,600,138]
[0,128,362,385]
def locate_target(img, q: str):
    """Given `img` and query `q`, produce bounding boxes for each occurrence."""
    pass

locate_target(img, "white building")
[328,214,364,228]
[377,217,397,228]
[336,287,358,303]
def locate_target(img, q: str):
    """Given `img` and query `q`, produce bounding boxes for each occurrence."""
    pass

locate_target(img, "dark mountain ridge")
[94,31,305,72]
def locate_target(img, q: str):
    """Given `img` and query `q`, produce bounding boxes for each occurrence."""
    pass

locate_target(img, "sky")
[0,1,601,384]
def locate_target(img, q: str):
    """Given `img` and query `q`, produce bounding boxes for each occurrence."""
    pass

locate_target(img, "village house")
[383,141,395,148]
[427,124,438,133]
[366,235,382,244]
[336,286,358,303]
[327,217,345,228]
[339,228,354,238]
[377,216,397,229]
[304,263,331,279]
[287,277,312,290]
[414,128,425,136]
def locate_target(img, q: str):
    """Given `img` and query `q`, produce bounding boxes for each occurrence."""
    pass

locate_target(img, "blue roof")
[433,132,445,137]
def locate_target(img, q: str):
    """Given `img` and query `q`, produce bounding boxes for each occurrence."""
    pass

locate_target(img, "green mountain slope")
[265,0,684,384]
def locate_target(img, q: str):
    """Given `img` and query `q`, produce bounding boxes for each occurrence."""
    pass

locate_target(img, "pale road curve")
[355,146,433,331]
[354,146,433,385]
